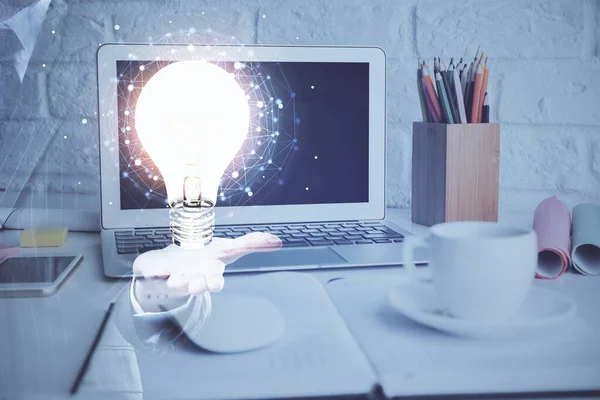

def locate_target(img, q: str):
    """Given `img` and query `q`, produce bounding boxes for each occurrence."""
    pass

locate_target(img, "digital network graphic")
[116,52,300,210]
[103,27,370,212]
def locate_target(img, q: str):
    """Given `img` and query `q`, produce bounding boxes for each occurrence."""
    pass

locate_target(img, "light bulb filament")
[183,163,202,207]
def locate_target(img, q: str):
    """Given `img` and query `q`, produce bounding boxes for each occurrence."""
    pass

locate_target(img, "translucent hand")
[132,232,282,297]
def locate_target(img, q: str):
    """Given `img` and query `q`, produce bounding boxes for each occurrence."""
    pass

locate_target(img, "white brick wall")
[8,0,600,212]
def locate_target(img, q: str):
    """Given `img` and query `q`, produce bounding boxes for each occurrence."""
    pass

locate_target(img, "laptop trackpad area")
[226,248,347,272]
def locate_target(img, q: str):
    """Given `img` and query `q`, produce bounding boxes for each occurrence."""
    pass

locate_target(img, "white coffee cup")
[403,221,538,322]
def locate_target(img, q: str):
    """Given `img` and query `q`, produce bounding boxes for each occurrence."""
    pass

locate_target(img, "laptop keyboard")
[114,222,404,255]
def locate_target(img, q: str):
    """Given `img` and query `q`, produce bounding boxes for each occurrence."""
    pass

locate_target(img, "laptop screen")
[116,60,369,210]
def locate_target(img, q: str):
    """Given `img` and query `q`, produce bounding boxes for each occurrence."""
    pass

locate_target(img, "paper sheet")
[82,272,377,400]
[571,203,600,276]
[532,196,571,279]
[326,271,600,397]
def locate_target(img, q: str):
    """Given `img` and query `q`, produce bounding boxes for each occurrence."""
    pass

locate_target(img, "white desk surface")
[0,208,598,400]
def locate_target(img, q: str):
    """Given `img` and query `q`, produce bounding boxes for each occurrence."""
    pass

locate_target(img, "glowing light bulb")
[135,60,250,248]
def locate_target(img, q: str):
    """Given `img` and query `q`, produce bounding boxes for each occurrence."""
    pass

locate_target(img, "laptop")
[97,43,427,277]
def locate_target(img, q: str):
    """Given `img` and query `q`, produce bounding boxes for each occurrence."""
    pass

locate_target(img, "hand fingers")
[217,232,282,264]
[187,277,208,296]
[169,258,226,277]
[132,250,170,278]
[166,260,226,295]
[134,243,231,296]
[187,274,225,296]
[166,274,189,290]
[205,274,225,292]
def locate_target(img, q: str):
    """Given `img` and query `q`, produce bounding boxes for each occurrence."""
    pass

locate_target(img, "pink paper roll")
[532,196,571,279]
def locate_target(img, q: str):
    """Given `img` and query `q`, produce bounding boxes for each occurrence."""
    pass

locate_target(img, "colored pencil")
[464,61,475,121]
[477,58,489,123]
[417,61,429,122]
[438,60,449,85]
[470,64,484,123]
[440,63,460,123]
[423,66,442,119]
[453,68,467,123]
[423,80,441,123]
[435,72,454,124]
[422,63,442,123]
[482,92,489,123]
[424,61,438,96]
[416,48,491,124]
[460,63,468,98]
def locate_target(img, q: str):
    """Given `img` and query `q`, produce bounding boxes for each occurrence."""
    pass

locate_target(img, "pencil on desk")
[435,71,454,124]
[470,64,484,123]
[70,302,115,395]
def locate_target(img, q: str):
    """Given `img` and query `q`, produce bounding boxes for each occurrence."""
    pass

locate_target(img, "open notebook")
[326,273,600,398]
[77,272,378,400]
[77,269,600,399]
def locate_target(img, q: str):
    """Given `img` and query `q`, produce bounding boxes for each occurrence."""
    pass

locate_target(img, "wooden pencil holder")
[411,122,500,227]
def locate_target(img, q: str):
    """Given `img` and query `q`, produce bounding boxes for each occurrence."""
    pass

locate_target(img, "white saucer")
[387,283,576,339]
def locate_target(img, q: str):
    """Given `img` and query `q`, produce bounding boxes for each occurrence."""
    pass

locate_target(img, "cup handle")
[403,235,430,283]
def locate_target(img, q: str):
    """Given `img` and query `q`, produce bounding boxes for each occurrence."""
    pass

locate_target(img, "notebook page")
[84,272,377,400]
[326,272,600,397]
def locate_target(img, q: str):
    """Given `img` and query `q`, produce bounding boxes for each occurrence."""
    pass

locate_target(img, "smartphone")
[0,254,83,297]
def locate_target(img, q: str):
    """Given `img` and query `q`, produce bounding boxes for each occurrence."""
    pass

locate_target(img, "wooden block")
[20,226,68,248]
[411,122,500,227]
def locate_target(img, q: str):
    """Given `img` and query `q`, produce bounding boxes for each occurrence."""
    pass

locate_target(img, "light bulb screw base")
[169,197,215,249]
